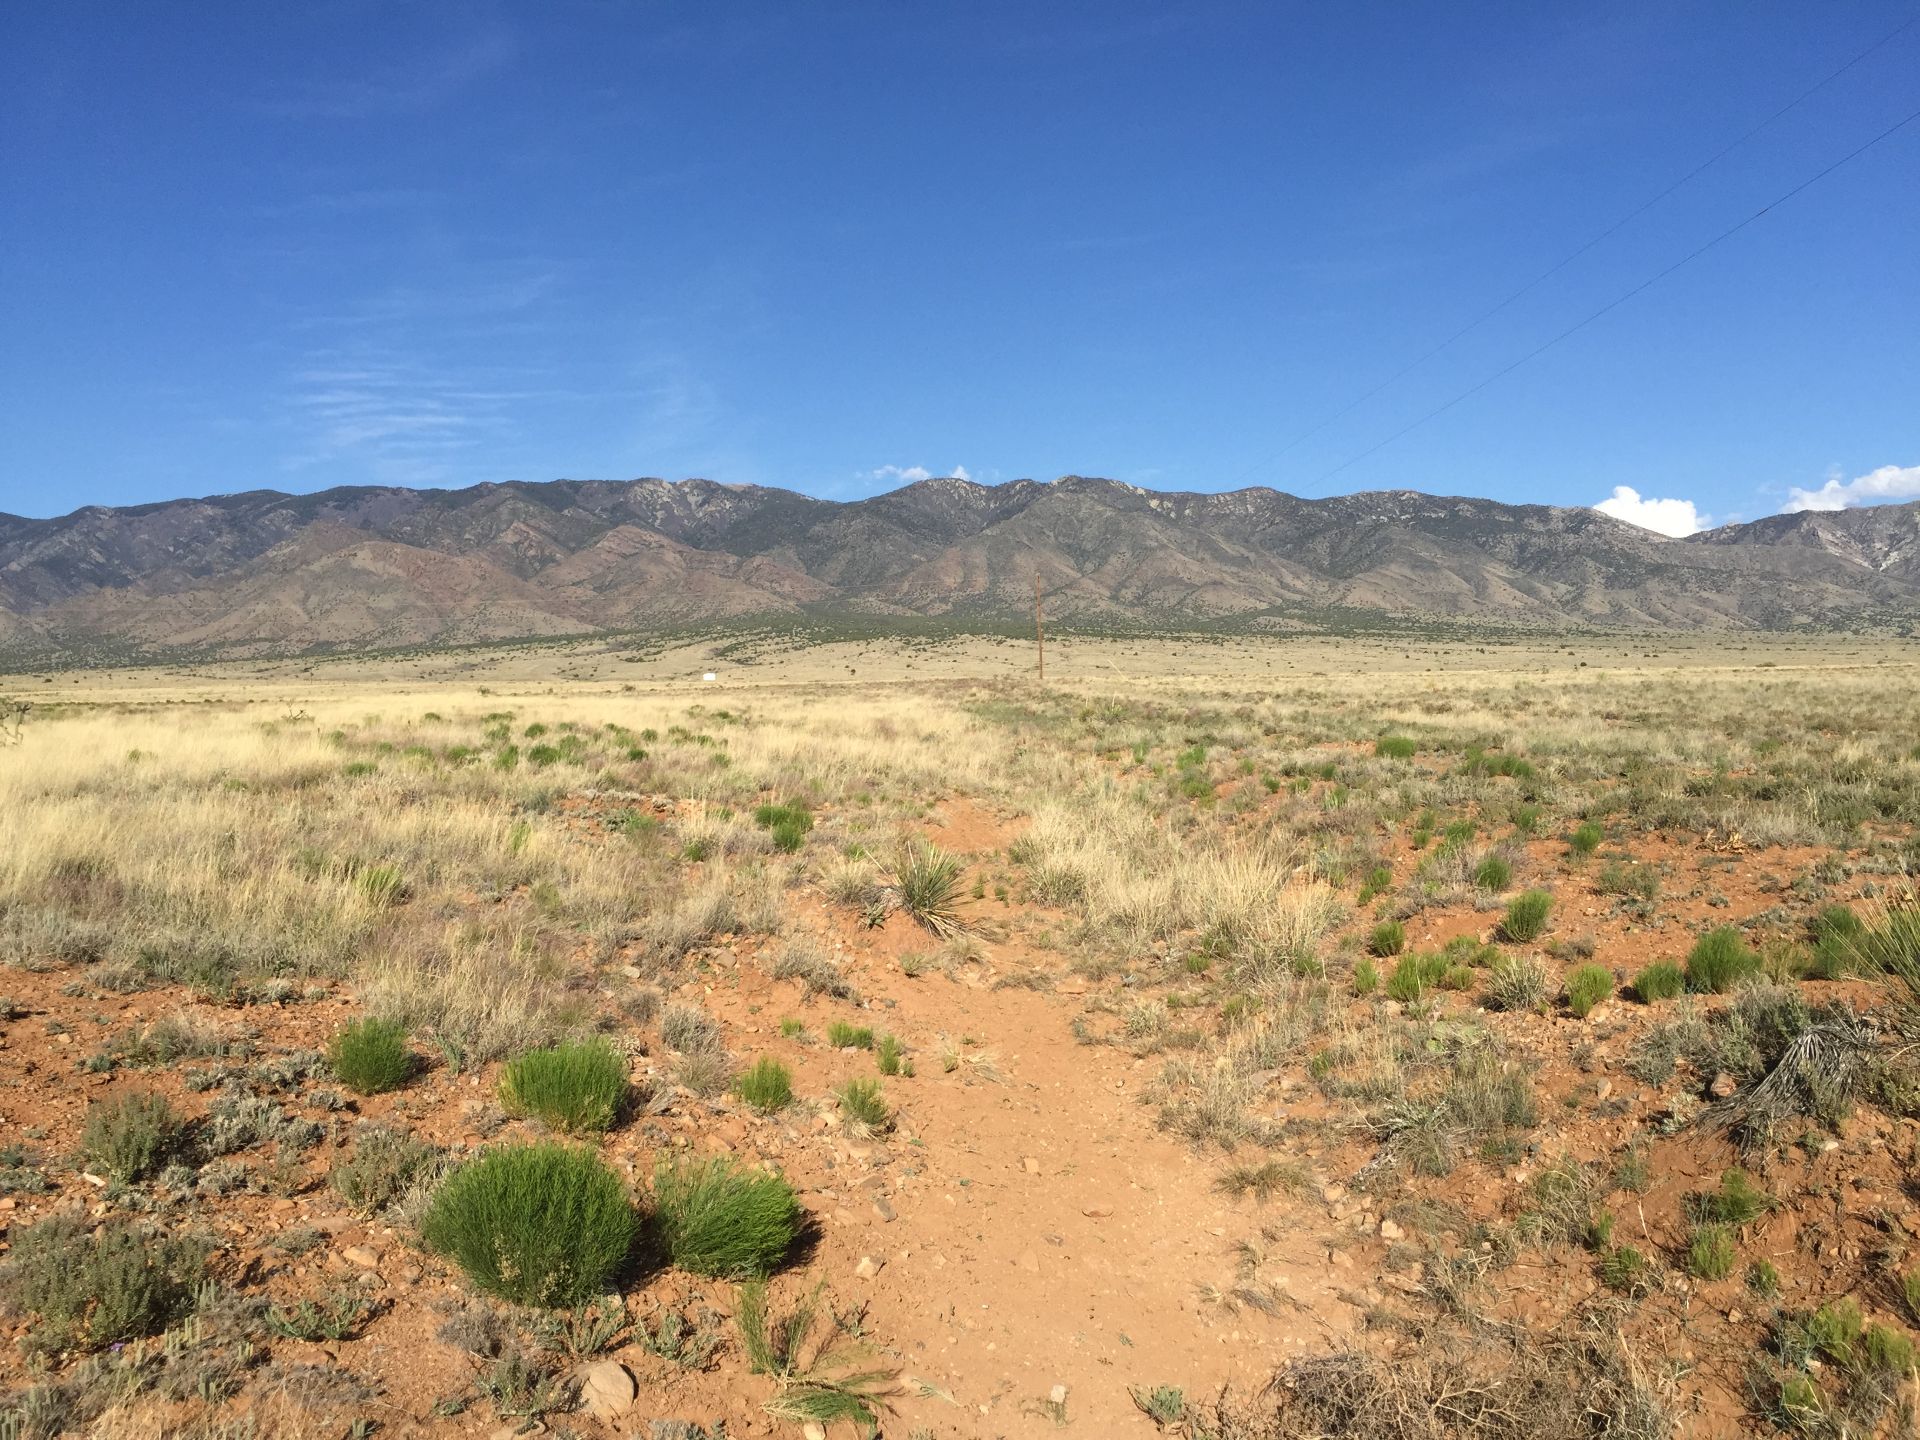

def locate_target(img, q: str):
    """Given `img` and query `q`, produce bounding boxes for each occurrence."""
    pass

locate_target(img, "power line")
[1308,100,1920,487]
[1227,9,1920,487]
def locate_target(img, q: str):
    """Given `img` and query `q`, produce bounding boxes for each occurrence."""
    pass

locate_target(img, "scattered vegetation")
[651,1155,799,1278]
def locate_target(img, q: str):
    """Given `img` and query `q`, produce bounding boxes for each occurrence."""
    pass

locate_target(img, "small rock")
[341,1244,380,1269]
[802,1423,828,1440]
[1022,1156,1041,1174]
[872,1197,896,1223]
[1328,1248,1354,1269]
[578,1359,636,1421]
[1082,1204,1113,1219]
[1379,1219,1405,1242]
[1595,1080,1612,1100]
[1049,1383,1069,1405]
[855,1254,885,1279]
[1321,1184,1347,1204]
[1709,1072,1737,1100]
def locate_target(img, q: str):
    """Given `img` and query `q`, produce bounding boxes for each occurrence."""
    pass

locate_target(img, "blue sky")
[2,2,1915,532]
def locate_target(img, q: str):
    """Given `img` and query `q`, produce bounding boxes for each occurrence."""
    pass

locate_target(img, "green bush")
[1693,1168,1772,1227]
[825,1020,874,1050]
[1568,822,1603,857]
[837,1077,890,1131]
[82,1091,181,1181]
[753,801,813,853]
[733,1057,794,1114]
[1806,904,1863,979]
[1368,920,1406,957]
[421,1143,637,1306]
[329,1016,413,1095]
[1597,861,1659,902]
[1631,961,1685,1002]
[1500,890,1553,943]
[1473,854,1513,891]
[1565,964,1614,1018]
[1385,952,1449,1003]
[1374,736,1417,760]
[1684,926,1761,993]
[1352,956,1379,996]
[1686,1224,1737,1280]
[2,1214,207,1351]
[651,1156,797,1278]
[499,1039,629,1134]
[875,1033,909,1076]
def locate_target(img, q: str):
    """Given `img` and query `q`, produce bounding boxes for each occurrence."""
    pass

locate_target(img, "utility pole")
[1033,571,1045,683]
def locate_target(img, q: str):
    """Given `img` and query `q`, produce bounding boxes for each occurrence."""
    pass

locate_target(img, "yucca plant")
[895,842,964,935]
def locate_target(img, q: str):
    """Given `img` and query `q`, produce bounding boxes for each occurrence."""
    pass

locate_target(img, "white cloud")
[1782,463,1920,513]
[869,463,971,484]
[1593,486,1707,538]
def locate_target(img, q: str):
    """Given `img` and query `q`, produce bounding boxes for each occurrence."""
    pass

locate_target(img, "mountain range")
[3,475,1917,658]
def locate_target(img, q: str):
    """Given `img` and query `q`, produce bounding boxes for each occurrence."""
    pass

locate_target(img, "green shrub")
[1598,1245,1649,1294]
[1805,1298,1863,1365]
[1631,962,1685,1002]
[1806,904,1863,979]
[733,1058,794,1113]
[499,1039,629,1134]
[1385,952,1448,1003]
[836,1077,890,1132]
[1352,956,1379,996]
[328,1016,412,1095]
[421,1143,636,1306]
[1374,736,1417,759]
[1473,855,1513,891]
[825,1020,874,1051]
[1686,1224,1737,1280]
[1693,1168,1772,1227]
[1500,890,1553,942]
[2,1215,207,1352]
[1685,926,1761,993]
[332,1126,438,1216]
[1748,1258,1782,1297]
[754,802,813,854]
[1368,920,1406,958]
[1597,861,1659,902]
[651,1156,798,1278]
[82,1091,181,1181]
[1862,1321,1916,1375]
[1568,822,1603,857]
[875,1033,909,1076]
[1565,964,1614,1018]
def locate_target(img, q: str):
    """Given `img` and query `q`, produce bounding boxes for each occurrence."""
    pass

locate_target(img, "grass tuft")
[1499,889,1553,943]
[651,1155,799,1278]
[733,1057,795,1113]
[328,1016,413,1094]
[499,1039,629,1134]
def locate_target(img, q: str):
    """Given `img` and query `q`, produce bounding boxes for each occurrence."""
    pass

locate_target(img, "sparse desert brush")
[1485,953,1549,1012]
[1,1213,208,1352]
[1632,961,1685,1002]
[1685,926,1761,993]
[328,1015,413,1094]
[770,936,858,1000]
[499,1038,629,1133]
[895,841,964,934]
[1500,889,1553,942]
[734,1057,794,1113]
[1368,919,1406,957]
[1565,963,1614,1018]
[82,1090,181,1180]
[837,1077,890,1133]
[651,1155,798,1277]
[662,1002,723,1053]
[332,1125,440,1215]
[735,1279,897,1430]
[421,1143,636,1306]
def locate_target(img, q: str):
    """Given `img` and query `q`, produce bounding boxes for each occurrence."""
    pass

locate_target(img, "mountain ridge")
[3,475,1917,657]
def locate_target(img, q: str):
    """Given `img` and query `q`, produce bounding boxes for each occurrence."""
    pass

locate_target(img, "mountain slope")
[2,477,1916,656]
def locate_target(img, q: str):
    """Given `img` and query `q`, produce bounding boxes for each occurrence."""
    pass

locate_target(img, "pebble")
[855,1254,885,1279]
[872,1197,896,1223]
[1022,1156,1041,1174]
[1379,1219,1405,1242]
[1082,1204,1113,1219]
[341,1244,380,1268]
[1709,1072,1738,1099]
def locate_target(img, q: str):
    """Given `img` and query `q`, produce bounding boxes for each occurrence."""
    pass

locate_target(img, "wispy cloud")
[869,464,972,484]
[1593,485,1707,537]
[258,26,514,120]
[1783,463,1920,513]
